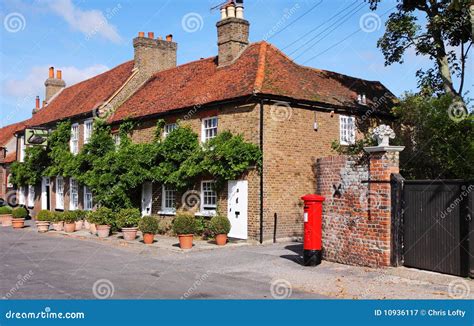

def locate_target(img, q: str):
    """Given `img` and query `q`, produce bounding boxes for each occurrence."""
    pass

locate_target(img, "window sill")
[158,211,176,216]
[195,211,216,217]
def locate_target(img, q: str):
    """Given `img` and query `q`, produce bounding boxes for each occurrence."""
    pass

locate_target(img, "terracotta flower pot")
[122,227,138,241]
[89,223,97,235]
[178,234,193,249]
[215,234,228,246]
[52,221,64,231]
[1,214,13,227]
[64,223,76,233]
[84,220,91,230]
[36,221,50,233]
[12,218,25,229]
[75,220,83,231]
[96,225,111,238]
[143,233,155,244]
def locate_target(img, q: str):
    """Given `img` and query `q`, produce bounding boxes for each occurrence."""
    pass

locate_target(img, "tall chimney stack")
[216,0,249,67]
[44,66,66,103]
[133,31,177,76]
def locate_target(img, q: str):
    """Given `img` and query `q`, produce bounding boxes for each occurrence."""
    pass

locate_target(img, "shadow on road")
[280,244,303,265]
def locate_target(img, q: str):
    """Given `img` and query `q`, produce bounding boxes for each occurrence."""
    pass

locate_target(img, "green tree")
[394,93,474,179]
[369,0,472,99]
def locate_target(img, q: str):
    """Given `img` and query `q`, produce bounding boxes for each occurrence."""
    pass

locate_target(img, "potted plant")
[117,208,141,241]
[138,216,160,244]
[88,207,113,238]
[51,212,64,231]
[74,210,86,231]
[0,206,13,227]
[36,210,52,233]
[209,214,231,246]
[63,211,76,233]
[12,207,28,229]
[172,211,197,249]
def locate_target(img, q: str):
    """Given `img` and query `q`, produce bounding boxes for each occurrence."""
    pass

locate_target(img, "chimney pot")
[49,67,54,78]
[220,7,227,20]
[35,96,40,109]
[166,34,173,42]
[56,70,62,80]
[227,5,236,18]
[138,31,145,37]
[148,32,154,38]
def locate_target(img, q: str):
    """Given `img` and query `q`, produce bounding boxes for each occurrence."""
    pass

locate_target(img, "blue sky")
[0,0,469,127]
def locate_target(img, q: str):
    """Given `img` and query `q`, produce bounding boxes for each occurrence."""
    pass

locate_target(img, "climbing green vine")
[11,119,262,211]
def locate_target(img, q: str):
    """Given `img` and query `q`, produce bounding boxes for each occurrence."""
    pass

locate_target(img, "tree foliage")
[369,0,472,99]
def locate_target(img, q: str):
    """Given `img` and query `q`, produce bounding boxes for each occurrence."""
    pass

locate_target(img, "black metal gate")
[395,179,472,277]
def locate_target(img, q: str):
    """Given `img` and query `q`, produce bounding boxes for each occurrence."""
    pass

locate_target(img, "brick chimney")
[133,31,177,75]
[44,67,66,103]
[217,0,249,67]
[32,96,40,114]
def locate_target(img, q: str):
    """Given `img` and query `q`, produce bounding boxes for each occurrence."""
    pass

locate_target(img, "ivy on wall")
[11,119,262,210]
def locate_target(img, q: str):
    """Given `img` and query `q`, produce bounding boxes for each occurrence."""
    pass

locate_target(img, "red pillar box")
[301,194,325,266]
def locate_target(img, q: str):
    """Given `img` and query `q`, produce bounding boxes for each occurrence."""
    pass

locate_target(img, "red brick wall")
[316,151,398,268]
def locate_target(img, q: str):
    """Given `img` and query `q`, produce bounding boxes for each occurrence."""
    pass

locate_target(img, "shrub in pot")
[209,214,231,246]
[12,207,27,229]
[36,210,52,233]
[73,210,87,231]
[62,211,77,233]
[0,206,13,227]
[51,212,64,231]
[117,208,141,241]
[172,211,197,249]
[88,207,114,238]
[138,216,161,244]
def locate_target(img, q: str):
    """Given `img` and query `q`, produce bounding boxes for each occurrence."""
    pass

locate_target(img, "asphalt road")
[0,223,324,299]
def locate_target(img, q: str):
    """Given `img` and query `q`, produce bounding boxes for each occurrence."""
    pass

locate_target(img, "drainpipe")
[259,99,264,244]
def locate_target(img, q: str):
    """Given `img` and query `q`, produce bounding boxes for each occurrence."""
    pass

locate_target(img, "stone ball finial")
[372,124,395,146]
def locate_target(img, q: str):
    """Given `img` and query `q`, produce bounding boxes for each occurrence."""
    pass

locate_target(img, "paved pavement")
[1,222,472,300]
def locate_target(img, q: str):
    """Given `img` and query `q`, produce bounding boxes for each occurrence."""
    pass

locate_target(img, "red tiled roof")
[0,120,28,147]
[26,60,135,127]
[4,152,17,163]
[110,42,394,122]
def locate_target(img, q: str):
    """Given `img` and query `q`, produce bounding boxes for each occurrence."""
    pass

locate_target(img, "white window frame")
[200,180,217,215]
[84,186,93,211]
[113,133,121,147]
[69,178,79,211]
[56,176,64,210]
[70,123,79,155]
[19,186,27,205]
[84,119,93,144]
[27,185,35,208]
[201,117,218,143]
[19,136,26,162]
[160,185,176,214]
[163,123,177,138]
[339,115,356,145]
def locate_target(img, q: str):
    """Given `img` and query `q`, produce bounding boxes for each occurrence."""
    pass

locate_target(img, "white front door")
[41,177,50,210]
[227,180,248,239]
[141,182,152,216]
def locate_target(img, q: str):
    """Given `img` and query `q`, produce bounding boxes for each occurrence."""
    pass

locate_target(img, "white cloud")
[2,64,109,100]
[44,0,122,43]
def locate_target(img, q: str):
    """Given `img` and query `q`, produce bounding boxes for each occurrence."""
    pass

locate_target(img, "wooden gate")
[392,179,472,277]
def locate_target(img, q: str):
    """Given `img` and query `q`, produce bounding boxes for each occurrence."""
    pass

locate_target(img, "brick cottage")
[2,1,397,253]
